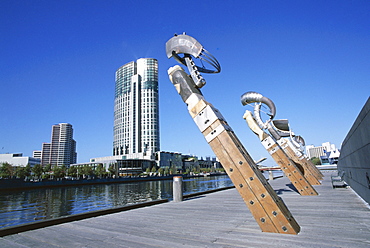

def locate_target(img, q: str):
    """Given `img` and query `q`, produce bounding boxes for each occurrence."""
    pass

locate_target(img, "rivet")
[239,161,243,165]
[260,218,266,223]
[239,184,243,188]
[282,226,288,232]
[272,211,277,216]
[249,177,254,181]
[250,200,254,205]
[261,193,265,198]
[229,168,233,172]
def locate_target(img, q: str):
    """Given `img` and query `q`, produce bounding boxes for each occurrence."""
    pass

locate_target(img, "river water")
[0,172,281,229]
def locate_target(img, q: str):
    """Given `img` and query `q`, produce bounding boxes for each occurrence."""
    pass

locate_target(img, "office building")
[36,123,77,167]
[113,58,159,158]
[0,153,40,167]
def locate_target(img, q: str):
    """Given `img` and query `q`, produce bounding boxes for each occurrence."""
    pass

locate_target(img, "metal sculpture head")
[241,91,304,144]
[166,33,221,88]
[241,91,276,129]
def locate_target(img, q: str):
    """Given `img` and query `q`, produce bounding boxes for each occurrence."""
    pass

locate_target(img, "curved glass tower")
[113,58,159,157]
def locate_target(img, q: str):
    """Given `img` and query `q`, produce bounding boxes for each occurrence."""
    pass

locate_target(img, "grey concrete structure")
[338,97,370,204]
[1,171,369,247]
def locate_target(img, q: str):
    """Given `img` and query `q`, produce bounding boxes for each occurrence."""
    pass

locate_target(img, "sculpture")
[166,33,300,234]
[241,91,323,195]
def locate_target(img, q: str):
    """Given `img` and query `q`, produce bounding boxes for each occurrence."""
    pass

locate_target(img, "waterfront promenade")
[1,170,369,247]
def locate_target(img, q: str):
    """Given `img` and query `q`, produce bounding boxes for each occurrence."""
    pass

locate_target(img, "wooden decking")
[1,170,369,247]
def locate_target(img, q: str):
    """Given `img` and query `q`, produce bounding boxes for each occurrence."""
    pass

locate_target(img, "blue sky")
[1,1,369,165]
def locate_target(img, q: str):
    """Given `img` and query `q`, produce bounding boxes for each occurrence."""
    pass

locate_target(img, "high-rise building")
[37,123,77,167]
[113,58,160,157]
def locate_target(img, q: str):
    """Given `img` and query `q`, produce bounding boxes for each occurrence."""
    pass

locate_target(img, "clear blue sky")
[1,1,369,165]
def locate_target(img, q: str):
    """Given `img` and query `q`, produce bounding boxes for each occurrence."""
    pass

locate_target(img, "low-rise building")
[0,153,40,167]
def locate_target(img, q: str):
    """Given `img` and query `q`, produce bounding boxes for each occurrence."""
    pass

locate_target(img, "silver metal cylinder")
[269,171,274,181]
[173,176,183,202]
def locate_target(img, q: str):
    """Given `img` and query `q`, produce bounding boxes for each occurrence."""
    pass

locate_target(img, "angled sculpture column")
[166,34,300,234]
[277,136,323,180]
[241,92,321,192]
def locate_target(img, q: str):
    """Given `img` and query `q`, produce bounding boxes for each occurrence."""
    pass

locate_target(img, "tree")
[170,164,177,175]
[68,166,78,177]
[310,157,321,165]
[43,164,52,179]
[157,167,164,176]
[95,164,105,177]
[0,162,14,178]
[24,164,31,178]
[15,166,27,179]
[151,166,157,173]
[44,164,52,173]
[53,165,64,179]
[192,165,200,174]
[108,164,116,177]
[32,164,43,179]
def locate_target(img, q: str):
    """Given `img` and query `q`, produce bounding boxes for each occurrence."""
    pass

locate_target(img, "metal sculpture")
[241,91,323,194]
[166,33,300,234]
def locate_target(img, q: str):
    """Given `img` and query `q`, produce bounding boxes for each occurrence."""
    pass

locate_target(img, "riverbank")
[0,172,227,191]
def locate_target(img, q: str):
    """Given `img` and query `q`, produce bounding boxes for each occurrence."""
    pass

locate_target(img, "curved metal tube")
[270,120,291,138]
[241,91,276,129]
[166,34,221,74]
[240,91,276,117]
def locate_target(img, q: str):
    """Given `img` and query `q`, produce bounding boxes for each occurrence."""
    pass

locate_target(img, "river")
[0,172,281,229]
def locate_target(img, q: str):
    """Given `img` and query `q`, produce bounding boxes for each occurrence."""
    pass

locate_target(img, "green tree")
[170,164,177,175]
[53,165,65,179]
[32,164,43,179]
[95,164,105,177]
[68,166,78,177]
[24,164,31,178]
[310,157,321,165]
[108,164,116,177]
[44,164,52,173]
[43,164,52,179]
[85,165,94,177]
[15,166,27,179]
[151,166,157,173]
[192,165,200,174]
[157,167,164,176]
[0,162,14,178]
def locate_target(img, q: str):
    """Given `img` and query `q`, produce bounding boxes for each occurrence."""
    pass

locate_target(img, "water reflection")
[0,175,233,228]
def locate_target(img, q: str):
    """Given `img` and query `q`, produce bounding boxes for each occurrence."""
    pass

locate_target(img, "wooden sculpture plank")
[190,99,300,234]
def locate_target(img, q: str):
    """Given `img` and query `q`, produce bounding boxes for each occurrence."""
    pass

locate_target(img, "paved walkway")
[1,170,369,247]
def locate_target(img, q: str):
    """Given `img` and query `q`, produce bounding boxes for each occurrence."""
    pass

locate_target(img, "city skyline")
[1,1,369,166]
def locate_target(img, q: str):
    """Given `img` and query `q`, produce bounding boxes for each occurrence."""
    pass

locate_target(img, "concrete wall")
[337,97,370,204]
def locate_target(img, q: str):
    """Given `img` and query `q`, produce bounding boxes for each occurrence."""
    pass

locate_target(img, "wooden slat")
[279,140,322,184]
[266,143,318,196]
[190,100,300,234]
